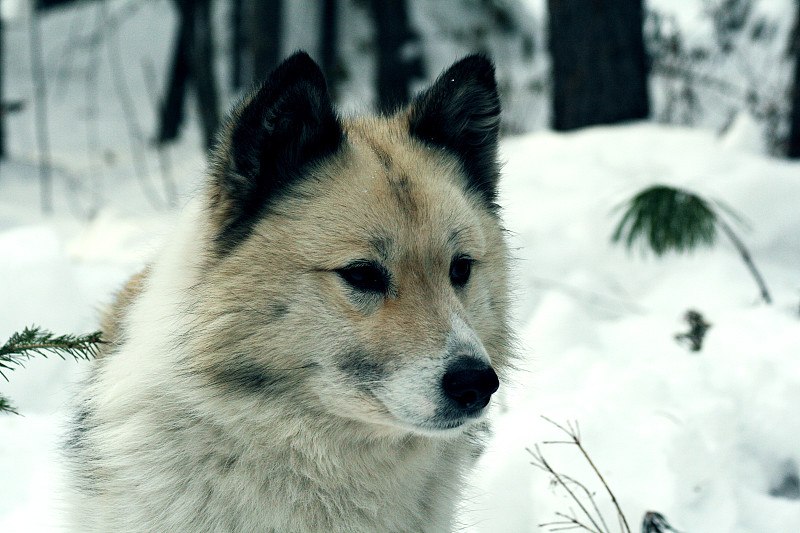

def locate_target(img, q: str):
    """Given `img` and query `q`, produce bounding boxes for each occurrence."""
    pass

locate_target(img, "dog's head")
[196,52,511,437]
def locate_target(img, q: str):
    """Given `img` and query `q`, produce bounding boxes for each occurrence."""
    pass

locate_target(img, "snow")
[2,1,800,532]
[3,124,799,533]
[463,124,800,533]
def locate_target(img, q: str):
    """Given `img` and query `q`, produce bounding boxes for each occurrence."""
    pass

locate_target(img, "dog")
[66,51,513,533]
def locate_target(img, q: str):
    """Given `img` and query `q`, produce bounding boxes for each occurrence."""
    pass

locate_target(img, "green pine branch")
[0,395,19,416]
[611,185,772,304]
[1,326,104,415]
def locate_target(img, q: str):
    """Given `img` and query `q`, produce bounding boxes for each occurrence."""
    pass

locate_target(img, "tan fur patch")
[98,267,150,357]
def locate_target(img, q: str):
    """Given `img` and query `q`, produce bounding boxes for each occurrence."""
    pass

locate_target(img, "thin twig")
[527,444,608,533]
[100,2,163,209]
[141,56,177,207]
[716,217,771,304]
[541,417,632,533]
[51,0,147,84]
[84,2,106,215]
[29,12,53,213]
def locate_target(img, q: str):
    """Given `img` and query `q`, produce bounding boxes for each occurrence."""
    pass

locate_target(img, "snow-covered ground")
[3,123,799,533]
[467,124,800,533]
[2,1,800,532]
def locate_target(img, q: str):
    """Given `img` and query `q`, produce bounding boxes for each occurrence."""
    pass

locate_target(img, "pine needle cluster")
[611,184,771,304]
[611,185,719,256]
[1,325,103,415]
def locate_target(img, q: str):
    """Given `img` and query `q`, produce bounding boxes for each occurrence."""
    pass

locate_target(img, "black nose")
[442,358,499,412]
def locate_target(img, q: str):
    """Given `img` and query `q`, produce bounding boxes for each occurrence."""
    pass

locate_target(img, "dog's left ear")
[407,55,501,205]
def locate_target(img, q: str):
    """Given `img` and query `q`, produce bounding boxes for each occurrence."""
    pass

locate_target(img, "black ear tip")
[282,50,319,70]
[447,54,497,85]
[270,50,327,88]
[458,53,495,70]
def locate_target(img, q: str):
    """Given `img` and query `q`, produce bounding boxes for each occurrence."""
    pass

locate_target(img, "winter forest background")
[2,0,800,532]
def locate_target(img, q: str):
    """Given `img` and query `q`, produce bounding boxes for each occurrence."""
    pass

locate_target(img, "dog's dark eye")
[337,262,389,293]
[450,256,473,287]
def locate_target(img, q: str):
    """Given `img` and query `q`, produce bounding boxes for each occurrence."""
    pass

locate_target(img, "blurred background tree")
[548,0,650,131]
[787,0,800,157]
[5,0,800,213]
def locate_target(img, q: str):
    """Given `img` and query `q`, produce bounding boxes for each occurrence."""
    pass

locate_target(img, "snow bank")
[2,124,799,532]
[464,124,800,533]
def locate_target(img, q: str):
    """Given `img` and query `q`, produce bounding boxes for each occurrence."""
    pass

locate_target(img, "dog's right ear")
[210,51,342,252]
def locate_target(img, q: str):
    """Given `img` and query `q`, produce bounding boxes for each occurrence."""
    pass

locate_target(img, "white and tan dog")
[66,52,513,533]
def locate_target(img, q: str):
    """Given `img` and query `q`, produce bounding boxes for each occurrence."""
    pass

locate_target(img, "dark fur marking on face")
[210,361,306,395]
[267,302,289,321]
[388,171,418,217]
[368,140,393,169]
[369,236,393,263]
[220,455,239,473]
[337,349,387,388]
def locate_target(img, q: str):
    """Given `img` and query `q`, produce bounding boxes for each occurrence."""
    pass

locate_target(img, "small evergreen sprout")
[611,185,772,304]
[0,325,103,415]
[641,511,682,533]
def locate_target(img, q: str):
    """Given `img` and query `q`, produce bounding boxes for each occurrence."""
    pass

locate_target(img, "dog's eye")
[450,256,473,287]
[337,262,389,293]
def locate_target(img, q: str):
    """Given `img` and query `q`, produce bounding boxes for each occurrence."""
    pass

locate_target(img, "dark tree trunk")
[190,0,220,150]
[250,0,283,82]
[548,0,650,131]
[0,16,4,159]
[369,0,423,113]
[157,0,219,150]
[231,0,245,89]
[320,0,338,96]
[787,4,800,158]
[36,0,82,9]
[790,63,800,158]
[157,1,192,144]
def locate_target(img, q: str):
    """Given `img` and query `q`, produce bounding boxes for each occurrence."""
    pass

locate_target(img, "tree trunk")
[157,1,192,144]
[250,0,283,82]
[29,13,52,212]
[787,3,800,158]
[320,0,338,97]
[190,0,220,150]
[369,0,423,113]
[231,0,245,90]
[157,0,219,150]
[0,16,4,160]
[548,0,650,131]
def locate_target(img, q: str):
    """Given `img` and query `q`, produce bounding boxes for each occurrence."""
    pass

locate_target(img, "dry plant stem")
[101,3,163,209]
[575,437,631,533]
[559,472,611,533]
[528,445,607,533]
[142,57,177,207]
[716,217,772,304]
[85,3,105,214]
[544,511,603,532]
[542,417,632,533]
[29,13,53,213]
